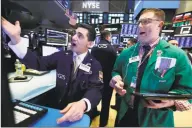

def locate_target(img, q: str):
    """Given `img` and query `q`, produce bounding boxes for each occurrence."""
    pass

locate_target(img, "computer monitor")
[185,37,191,47]
[132,24,138,35]
[45,28,68,46]
[1,47,15,127]
[121,24,129,35]
[127,24,133,35]
[180,37,186,47]
[174,37,180,46]
[111,34,119,45]
[42,45,64,56]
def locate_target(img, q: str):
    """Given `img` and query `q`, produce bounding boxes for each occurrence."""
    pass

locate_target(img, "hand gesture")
[57,100,86,124]
[1,17,21,45]
[110,75,126,96]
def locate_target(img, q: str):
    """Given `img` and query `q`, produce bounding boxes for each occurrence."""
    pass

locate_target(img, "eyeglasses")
[138,18,161,25]
[171,43,178,46]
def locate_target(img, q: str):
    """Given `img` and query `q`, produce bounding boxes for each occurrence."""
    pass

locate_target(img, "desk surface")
[8,70,56,101]
[30,107,90,127]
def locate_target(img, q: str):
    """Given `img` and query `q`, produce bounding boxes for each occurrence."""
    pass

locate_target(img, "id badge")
[130,76,137,89]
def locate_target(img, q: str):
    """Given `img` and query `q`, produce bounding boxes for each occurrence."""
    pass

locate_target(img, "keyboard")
[13,100,48,126]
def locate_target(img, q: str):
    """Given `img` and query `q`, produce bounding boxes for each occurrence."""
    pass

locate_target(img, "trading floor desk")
[8,70,90,127]
[8,70,57,101]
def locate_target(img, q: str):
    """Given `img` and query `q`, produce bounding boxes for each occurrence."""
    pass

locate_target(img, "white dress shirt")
[8,37,91,112]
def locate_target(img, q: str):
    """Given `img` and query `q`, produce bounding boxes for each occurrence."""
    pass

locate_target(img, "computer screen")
[111,34,119,45]
[132,24,138,35]
[121,24,129,35]
[180,37,186,47]
[42,45,64,56]
[121,24,138,35]
[127,24,133,35]
[185,37,191,47]
[175,37,180,46]
[45,29,68,46]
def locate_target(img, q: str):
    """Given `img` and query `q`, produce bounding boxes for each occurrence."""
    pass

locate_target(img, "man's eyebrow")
[76,31,84,37]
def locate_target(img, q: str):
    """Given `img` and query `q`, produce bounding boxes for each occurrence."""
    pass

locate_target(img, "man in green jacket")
[110,8,192,127]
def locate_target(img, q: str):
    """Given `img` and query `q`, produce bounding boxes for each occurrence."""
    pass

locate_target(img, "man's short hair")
[128,37,137,44]
[141,8,165,21]
[100,30,111,40]
[78,23,96,41]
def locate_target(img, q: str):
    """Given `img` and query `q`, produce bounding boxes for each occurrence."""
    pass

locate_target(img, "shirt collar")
[140,37,160,48]
[73,51,88,62]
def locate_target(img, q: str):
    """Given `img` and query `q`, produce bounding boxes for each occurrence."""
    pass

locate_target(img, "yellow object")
[21,64,26,71]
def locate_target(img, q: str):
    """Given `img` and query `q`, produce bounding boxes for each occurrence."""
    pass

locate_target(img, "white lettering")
[82,1,100,9]
[96,2,99,8]
[88,2,92,8]
[82,2,87,8]
[92,2,96,8]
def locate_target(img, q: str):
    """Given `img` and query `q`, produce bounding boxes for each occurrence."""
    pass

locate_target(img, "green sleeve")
[112,50,127,78]
[170,51,192,103]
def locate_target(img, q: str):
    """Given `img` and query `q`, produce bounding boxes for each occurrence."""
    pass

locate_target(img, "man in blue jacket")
[91,30,117,126]
[2,17,103,124]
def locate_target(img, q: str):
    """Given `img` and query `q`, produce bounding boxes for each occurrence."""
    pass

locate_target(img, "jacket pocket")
[147,68,175,93]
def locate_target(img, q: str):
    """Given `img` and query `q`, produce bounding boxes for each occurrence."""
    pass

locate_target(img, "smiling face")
[71,27,92,54]
[138,11,164,45]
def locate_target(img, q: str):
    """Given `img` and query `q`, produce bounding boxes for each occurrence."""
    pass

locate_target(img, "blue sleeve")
[20,49,60,71]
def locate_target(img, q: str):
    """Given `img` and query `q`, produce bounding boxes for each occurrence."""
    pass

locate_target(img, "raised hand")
[1,17,21,45]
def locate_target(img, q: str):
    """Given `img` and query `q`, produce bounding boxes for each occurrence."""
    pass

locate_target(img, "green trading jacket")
[112,39,192,127]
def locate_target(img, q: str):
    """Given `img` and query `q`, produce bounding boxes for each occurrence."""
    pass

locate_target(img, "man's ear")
[87,41,94,48]
[159,21,164,28]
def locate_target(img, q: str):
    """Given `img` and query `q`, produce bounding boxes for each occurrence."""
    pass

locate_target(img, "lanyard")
[122,39,159,108]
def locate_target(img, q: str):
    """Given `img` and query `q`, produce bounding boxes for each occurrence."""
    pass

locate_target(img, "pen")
[161,69,166,78]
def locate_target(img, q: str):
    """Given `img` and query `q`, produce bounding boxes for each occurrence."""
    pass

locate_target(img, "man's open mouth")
[140,32,146,35]
[71,42,77,46]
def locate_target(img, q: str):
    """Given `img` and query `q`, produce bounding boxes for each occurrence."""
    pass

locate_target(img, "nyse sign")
[82,1,100,9]
[72,0,109,12]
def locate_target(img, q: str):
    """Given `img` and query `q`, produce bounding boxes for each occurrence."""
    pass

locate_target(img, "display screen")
[180,37,186,47]
[42,45,63,56]
[185,37,191,47]
[123,24,129,34]
[128,24,133,35]
[111,34,119,44]
[175,37,180,46]
[121,24,138,35]
[46,29,68,46]
[132,24,138,35]
[121,24,125,34]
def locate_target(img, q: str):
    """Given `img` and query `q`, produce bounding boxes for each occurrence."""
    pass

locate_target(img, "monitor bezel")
[45,28,68,46]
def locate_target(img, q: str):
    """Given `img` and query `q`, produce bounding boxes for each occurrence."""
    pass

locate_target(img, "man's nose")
[72,34,77,40]
[138,22,144,28]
